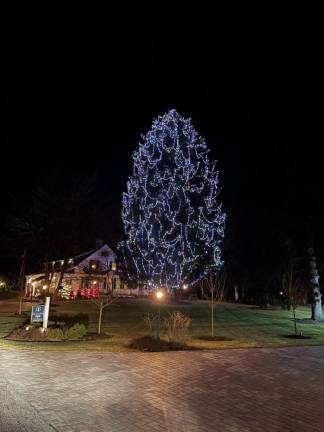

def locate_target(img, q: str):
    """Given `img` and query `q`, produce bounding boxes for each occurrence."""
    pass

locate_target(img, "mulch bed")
[6,326,111,342]
[82,332,112,341]
[283,334,312,339]
[197,335,233,341]
[6,327,52,342]
[127,336,198,352]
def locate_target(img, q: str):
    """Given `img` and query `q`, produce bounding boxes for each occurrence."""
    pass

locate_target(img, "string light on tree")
[120,109,225,292]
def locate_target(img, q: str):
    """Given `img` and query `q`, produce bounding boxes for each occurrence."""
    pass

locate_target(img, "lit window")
[90,260,99,270]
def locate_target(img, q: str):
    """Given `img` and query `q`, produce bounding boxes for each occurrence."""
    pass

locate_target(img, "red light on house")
[91,287,99,298]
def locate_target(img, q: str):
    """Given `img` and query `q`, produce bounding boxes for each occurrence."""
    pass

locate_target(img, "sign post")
[43,296,50,329]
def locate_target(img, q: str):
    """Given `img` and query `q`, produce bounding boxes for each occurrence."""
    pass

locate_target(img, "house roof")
[26,244,116,277]
[62,244,116,269]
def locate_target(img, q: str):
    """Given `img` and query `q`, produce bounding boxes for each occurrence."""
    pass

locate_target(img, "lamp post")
[111,261,117,293]
[181,283,188,300]
[155,290,164,340]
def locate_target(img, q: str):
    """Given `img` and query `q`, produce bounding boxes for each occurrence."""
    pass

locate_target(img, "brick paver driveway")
[0,347,324,432]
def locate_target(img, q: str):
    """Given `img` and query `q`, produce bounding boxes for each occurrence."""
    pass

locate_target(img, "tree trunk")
[308,249,322,321]
[311,286,322,321]
[53,261,66,299]
[293,307,297,336]
[44,260,50,293]
[211,289,214,337]
[234,285,239,302]
[19,297,23,315]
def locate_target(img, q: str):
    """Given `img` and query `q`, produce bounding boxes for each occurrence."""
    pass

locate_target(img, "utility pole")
[18,250,27,315]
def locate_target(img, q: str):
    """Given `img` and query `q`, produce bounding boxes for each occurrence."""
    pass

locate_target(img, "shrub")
[47,323,86,341]
[163,311,191,344]
[47,328,65,340]
[64,323,87,340]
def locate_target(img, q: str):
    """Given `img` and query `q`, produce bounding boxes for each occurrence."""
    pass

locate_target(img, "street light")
[183,283,188,290]
[156,290,163,300]
[155,290,164,339]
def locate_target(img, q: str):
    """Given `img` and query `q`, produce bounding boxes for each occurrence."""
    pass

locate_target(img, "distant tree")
[2,175,106,277]
[200,270,226,337]
[282,265,306,336]
[91,292,117,335]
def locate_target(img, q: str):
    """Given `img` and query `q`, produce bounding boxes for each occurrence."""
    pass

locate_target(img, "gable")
[75,244,116,273]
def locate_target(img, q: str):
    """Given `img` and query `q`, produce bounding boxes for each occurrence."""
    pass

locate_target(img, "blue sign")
[31,304,44,323]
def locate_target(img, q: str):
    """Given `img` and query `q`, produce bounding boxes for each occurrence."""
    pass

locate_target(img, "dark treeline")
[0,174,122,279]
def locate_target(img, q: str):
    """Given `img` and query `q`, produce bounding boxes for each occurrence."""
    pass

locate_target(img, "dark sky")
[2,27,323,288]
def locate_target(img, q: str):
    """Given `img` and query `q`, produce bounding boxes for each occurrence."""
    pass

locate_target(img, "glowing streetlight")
[156,290,163,300]
[155,290,164,340]
[42,284,48,290]
[183,283,188,290]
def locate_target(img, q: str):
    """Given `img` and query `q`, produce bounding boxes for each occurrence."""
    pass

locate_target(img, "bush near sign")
[31,304,44,323]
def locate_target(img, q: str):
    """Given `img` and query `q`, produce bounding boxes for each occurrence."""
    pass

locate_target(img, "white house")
[25,243,136,299]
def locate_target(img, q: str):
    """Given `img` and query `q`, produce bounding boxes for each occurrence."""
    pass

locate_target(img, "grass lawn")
[0,299,323,352]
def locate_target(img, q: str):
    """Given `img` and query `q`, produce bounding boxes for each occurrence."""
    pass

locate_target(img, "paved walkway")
[0,347,324,432]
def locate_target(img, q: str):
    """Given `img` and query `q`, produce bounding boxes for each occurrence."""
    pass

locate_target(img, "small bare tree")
[201,270,227,337]
[282,265,306,336]
[143,312,159,339]
[91,293,117,335]
[163,311,191,344]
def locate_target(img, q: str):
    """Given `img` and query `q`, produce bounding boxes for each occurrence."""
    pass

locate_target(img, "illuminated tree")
[120,110,225,291]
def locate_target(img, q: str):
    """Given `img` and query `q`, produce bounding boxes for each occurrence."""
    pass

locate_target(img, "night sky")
[2,29,322,294]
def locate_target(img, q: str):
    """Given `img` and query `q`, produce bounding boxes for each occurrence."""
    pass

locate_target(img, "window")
[90,260,99,270]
